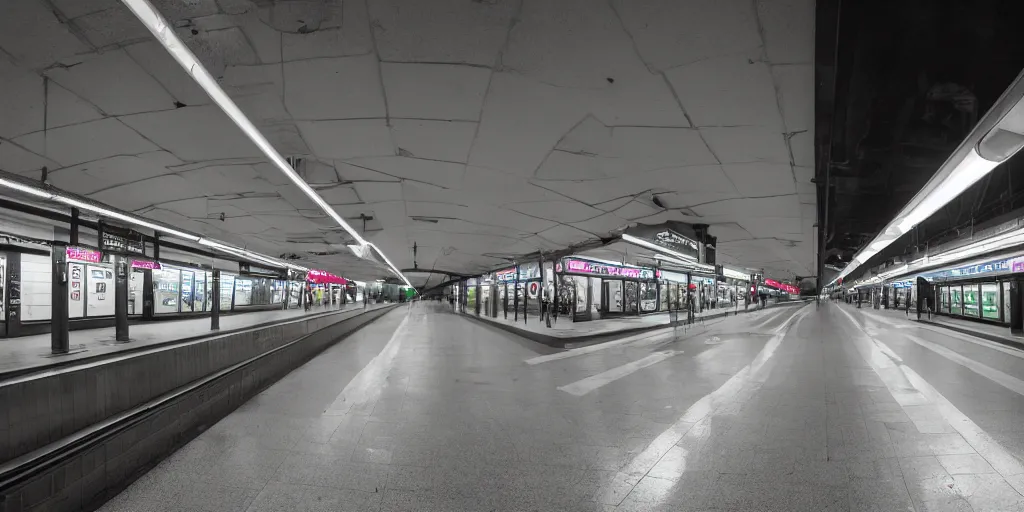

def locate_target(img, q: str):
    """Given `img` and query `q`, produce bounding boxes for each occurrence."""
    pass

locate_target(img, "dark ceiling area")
[817,0,1024,278]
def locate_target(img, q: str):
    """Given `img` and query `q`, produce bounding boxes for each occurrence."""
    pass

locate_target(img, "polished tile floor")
[98,301,1024,511]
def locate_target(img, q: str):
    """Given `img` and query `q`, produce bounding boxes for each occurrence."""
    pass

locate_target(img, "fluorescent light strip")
[55,195,201,242]
[832,146,1003,286]
[120,0,415,289]
[367,242,414,289]
[0,177,54,199]
[622,234,698,262]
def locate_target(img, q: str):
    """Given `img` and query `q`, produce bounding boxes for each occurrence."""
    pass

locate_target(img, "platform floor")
[473,300,795,339]
[98,301,1024,511]
[0,302,370,377]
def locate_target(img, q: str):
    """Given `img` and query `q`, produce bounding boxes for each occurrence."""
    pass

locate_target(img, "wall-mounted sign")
[101,232,144,255]
[561,258,655,280]
[764,278,800,294]
[130,259,162,270]
[495,267,516,282]
[722,268,748,281]
[239,262,285,277]
[654,230,699,259]
[892,280,913,288]
[921,257,1014,281]
[66,246,102,263]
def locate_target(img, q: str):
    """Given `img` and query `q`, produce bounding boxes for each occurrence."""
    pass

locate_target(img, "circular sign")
[528,281,540,298]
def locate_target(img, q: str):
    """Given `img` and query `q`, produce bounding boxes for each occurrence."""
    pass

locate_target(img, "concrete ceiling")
[0,0,815,284]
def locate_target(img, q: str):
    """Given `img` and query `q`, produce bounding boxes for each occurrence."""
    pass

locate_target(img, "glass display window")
[606,280,622,313]
[963,285,979,317]
[1004,282,1012,323]
[153,268,181,314]
[180,270,195,313]
[235,277,254,306]
[220,273,235,310]
[640,282,658,312]
[624,281,639,313]
[129,270,144,315]
[68,262,86,319]
[981,283,999,320]
[941,287,950,313]
[950,286,963,315]
[272,280,284,304]
[0,255,5,321]
[21,253,52,321]
[659,283,669,311]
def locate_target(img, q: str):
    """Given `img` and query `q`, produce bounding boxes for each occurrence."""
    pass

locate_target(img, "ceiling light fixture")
[119,0,414,288]
[830,66,1024,287]
[622,234,697,263]
[0,177,55,199]
[55,195,202,242]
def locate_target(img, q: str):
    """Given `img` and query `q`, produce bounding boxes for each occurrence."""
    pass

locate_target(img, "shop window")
[606,280,622,313]
[590,277,601,314]
[466,283,477,310]
[950,287,962,315]
[575,276,588,313]
[1004,282,1012,323]
[22,253,52,321]
[128,270,144,315]
[659,283,669,311]
[180,271,195,313]
[640,282,658,312]
[220,273,235,310]
[963,285,979,317]
[0,255,5,320]
[624,281,639,313]
[941,287,949,313]
[981,283,999,320]
[272,280,284,304]
[153,268,181,314]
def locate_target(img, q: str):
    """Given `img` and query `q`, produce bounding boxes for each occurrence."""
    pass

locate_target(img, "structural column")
[211,269,221,330]
[51,243,69,354]
[114,254,129,342]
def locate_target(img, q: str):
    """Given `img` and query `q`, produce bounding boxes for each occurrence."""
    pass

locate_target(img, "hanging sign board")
[130,259,162,270]
[66,246,102,263]
[100,232,144,255]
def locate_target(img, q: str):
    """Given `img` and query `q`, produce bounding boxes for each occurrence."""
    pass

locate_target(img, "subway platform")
[87,301,1024,512]
[0,302,371,377]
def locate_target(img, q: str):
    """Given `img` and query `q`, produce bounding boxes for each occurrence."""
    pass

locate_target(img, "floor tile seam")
[840,305,1024,497]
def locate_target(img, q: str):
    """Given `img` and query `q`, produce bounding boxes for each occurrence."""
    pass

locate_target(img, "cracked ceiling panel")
[381,63,490,121]
[722,163,797,197]
[666,57,782,129]
[297,120,395,159]
[700,126,791,164]
[611,0,762,71]
[120,106,262,161]
[45,50,177,117]
[284,55,386,120]
[48,151,183,195]
[389,120,476,163]
[367,0,519,66]
[0,0,814,283]
[13,118,158,167]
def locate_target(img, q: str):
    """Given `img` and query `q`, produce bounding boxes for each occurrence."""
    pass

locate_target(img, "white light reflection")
[594,305,811,506]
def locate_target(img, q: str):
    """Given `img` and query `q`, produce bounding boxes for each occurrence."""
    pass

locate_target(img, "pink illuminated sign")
[130,259,161,270]
[764,278,800,295]
[66,246,101,263]
[307,269,347,285]
[562,258,654,280]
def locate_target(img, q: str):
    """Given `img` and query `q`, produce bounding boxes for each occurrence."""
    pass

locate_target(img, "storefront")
[492,262,542,319]
[555,257,658,321]
[924,257,1016,325]
[307,269,347,306]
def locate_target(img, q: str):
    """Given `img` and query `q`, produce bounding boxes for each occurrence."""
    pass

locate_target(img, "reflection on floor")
[98,302,1024,512]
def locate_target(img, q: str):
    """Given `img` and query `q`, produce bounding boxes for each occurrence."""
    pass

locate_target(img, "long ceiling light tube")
[366,242,414,289]
[0,171,311,272]
[831,66,1024,287]
[119,0,364,244]
[119,0,413,288]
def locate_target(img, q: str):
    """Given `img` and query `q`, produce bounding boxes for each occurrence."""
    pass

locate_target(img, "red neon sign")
[764,278,800,294]
[307,269,347,285]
